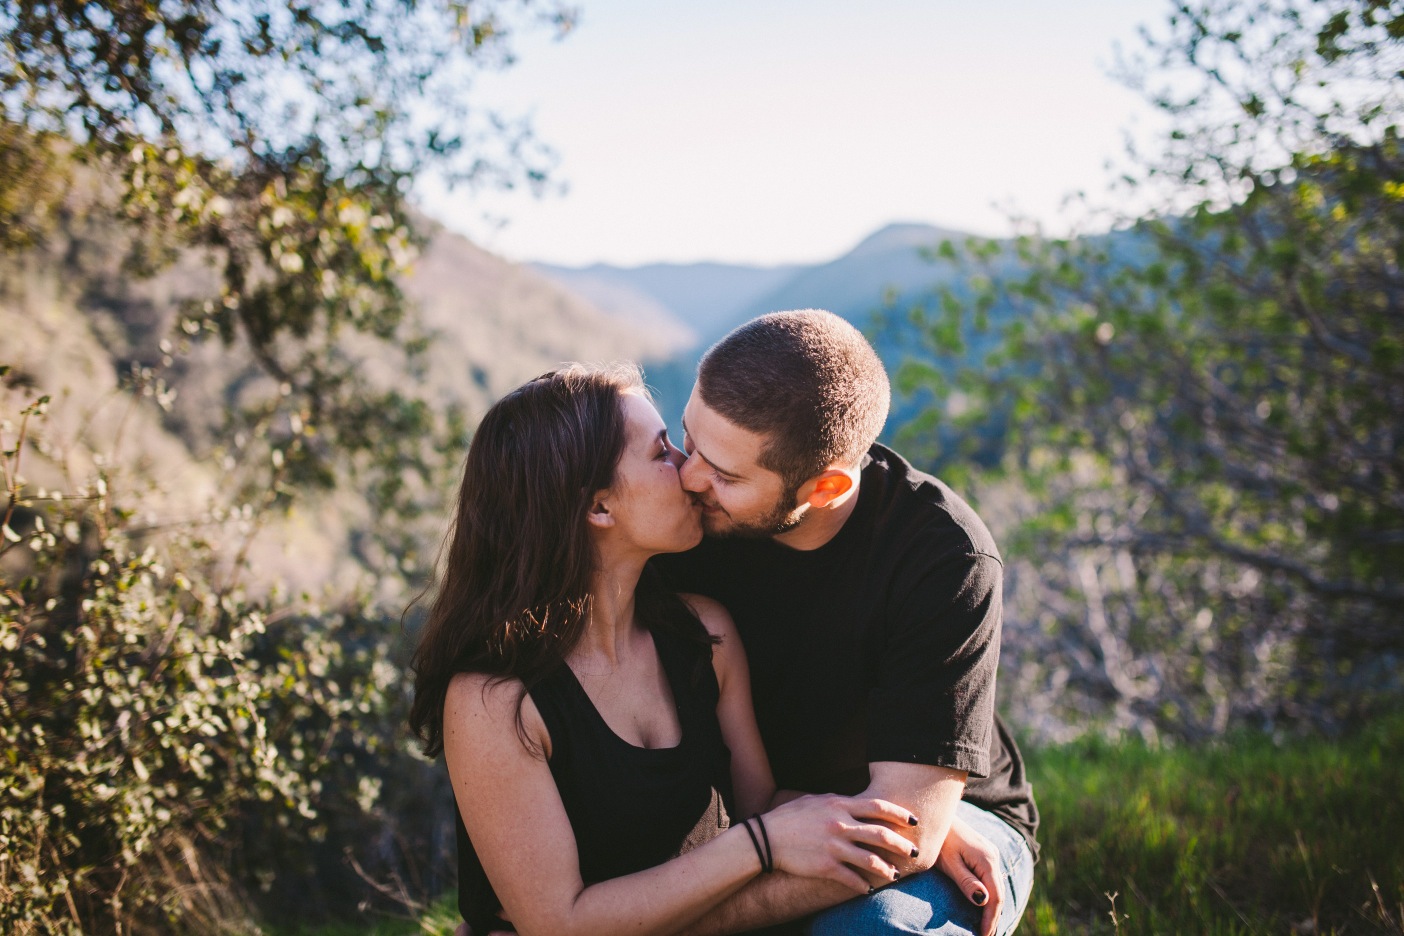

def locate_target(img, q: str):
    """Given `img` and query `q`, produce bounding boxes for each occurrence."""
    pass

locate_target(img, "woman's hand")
[935,815,1003,936]
[757,794,918,893]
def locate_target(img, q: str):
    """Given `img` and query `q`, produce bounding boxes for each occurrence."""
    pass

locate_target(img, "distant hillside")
[404,220,694,415]
[734,222,974,330]
[0,199,678,598]
[533,260,802,350]
[525,266,696,349]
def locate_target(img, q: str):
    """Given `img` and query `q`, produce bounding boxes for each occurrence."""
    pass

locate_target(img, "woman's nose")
[677,452,706,492]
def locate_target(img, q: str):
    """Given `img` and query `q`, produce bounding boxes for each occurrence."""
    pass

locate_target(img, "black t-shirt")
[653,443,1039,858]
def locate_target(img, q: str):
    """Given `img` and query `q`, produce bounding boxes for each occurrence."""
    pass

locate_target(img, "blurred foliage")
[1,0,574,931]
[898,0,1404,740]
[0,122,70,250]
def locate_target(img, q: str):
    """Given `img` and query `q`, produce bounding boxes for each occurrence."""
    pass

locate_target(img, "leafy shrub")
[0,384,441,934]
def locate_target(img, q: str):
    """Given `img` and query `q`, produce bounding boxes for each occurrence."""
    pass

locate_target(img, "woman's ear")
[586,491,615,529]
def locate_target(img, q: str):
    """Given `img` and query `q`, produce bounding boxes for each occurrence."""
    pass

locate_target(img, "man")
[655,309,1038,936]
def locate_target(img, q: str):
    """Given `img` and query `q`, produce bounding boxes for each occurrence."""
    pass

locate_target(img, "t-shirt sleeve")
[864,551,1002,778]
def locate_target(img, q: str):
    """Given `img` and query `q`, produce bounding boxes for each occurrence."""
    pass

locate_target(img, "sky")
[419,0,1173,268]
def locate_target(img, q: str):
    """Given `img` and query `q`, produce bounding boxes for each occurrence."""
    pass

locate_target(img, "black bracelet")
[751,813,774,874]
[740,818,769,874]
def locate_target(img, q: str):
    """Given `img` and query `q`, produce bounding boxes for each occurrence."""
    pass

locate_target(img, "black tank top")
[456,626,734,934]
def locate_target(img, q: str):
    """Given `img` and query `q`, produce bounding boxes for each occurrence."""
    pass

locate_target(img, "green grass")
[286,719,1404,935]
[1021,717,1404,935]
[272,901,457,936]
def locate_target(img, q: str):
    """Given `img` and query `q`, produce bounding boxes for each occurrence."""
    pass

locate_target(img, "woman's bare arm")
[680,594,774,816]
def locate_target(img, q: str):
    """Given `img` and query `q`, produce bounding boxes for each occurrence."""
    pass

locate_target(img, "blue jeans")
[805,801,1034,936]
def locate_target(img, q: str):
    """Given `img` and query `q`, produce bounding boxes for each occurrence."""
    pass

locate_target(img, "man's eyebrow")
[681,416,743,479]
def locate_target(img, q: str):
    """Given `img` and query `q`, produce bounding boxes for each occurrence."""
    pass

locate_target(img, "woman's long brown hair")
[408,363,710,757]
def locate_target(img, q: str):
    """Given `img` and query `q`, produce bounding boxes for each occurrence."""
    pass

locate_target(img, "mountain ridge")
[534,221,981,352]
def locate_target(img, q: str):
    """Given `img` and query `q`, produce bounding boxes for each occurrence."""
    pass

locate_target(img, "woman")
[410,364,916,936]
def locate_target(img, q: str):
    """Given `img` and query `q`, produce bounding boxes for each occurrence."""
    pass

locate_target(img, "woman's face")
[601,391,703,556]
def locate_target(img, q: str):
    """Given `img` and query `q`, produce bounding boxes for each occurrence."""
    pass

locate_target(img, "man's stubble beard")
[699,483,807,540]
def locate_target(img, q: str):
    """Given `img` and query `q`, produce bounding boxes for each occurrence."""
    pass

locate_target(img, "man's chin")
[699,513,742,538]
[701,508,805,540]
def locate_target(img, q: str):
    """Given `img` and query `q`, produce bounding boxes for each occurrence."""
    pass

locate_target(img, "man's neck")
[770,477,862,552]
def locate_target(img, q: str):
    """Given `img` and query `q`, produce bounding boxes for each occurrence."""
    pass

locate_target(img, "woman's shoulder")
[444,671,551,756]
[676,593,747,692]
[676,592,738,643]
[446,669,517,703]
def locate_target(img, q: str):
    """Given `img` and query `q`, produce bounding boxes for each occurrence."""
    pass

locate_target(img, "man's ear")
[586,490,615,529]
[801,470,854,509]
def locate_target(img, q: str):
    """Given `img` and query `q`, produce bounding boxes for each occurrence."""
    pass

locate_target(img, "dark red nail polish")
[910,847,920,858]
[907,815,919,826]
[892,869,901,880]
[973,891,988,906]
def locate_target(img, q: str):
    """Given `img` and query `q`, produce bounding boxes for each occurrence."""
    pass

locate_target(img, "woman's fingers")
[947,860,998,936]
[827,860,877,895]
[845,821,920,860]
[844,796,918,829]
[763,793,916,887]
[840,842,902,888]
[937,818,1005,936]
[949,860,989,906]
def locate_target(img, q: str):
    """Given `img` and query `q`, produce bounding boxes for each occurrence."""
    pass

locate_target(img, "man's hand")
[936,815,1003,936]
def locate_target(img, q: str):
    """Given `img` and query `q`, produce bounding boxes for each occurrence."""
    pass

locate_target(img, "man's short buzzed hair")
[697,309,890,491]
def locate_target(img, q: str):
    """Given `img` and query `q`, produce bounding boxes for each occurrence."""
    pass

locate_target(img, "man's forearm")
[675,871,856,936]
